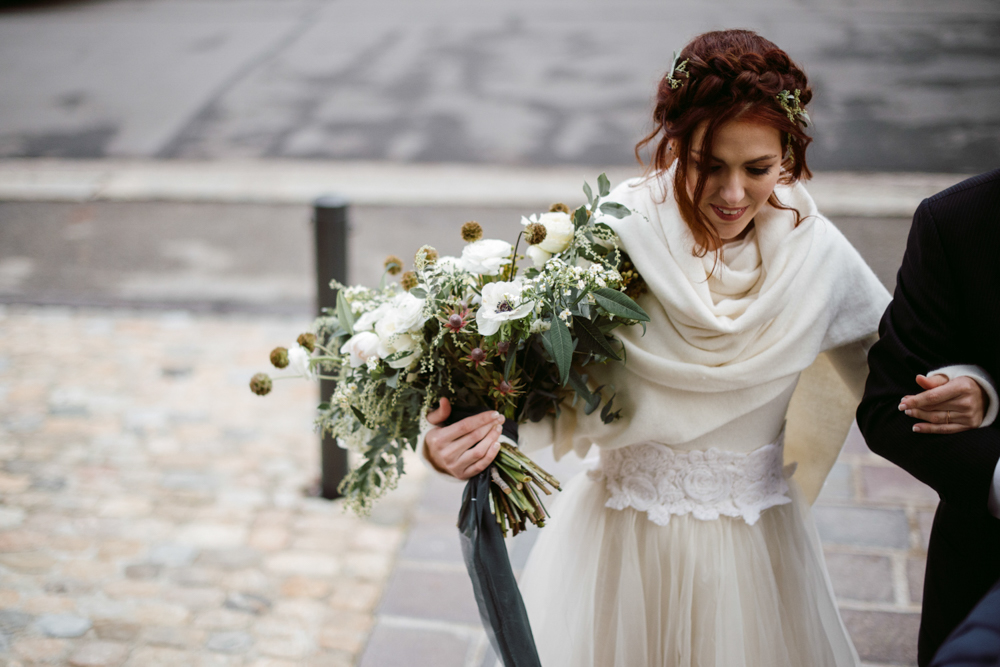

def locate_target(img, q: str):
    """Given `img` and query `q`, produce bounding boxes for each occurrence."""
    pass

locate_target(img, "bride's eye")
[747,166,772,176]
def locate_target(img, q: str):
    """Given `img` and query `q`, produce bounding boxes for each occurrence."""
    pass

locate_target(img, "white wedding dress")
[516,174,891,667]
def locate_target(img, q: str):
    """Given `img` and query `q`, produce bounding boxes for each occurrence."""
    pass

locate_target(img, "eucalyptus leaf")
[409,287,427,298]
[568,368,592,401]
[543,316,573,385]
[336,291,355,337]
[601,392,622,423]
[599,202,631,219]
[583,181,594,205]
[574,316,621,361]
[598,173,611,197]
[586,384,606,415]
[592,287,650,322]
[573,206,589,230]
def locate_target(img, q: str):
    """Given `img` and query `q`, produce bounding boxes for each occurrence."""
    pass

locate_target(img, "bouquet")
[251,174,649,666]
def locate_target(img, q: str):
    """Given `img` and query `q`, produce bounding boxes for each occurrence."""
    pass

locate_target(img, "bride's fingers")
[443,421,502,460]
[900,384,964,411]
[425,397,452,425]
[905,406,980,427]
[913,420,975,434]
[915,374,949,392]
[460,436,503,479]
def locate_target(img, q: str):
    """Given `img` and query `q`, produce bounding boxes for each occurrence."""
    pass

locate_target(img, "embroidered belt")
[590,429,792,526]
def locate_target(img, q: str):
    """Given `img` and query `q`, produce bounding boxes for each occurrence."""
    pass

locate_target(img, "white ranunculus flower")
[526,245,552,267]
[340,331,381,368]
[288,344,316,379]
[535,211,575,254]
[476,281,536,336]
[354,304,389,332]
[388,292,427,332]
[459,239,513,276]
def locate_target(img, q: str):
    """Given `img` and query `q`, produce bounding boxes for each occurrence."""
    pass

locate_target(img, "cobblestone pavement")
[0,305,427,666]
[0,0,997,172]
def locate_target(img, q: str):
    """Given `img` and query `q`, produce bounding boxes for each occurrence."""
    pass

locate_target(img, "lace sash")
[590,429,792,526]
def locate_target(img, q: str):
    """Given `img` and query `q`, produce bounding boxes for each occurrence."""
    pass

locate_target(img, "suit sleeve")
[857,200,1000,513]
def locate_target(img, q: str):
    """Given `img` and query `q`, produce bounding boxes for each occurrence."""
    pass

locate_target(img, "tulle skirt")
[519,469,860,667]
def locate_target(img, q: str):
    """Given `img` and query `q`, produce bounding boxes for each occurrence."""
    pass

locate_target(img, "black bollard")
[313,195,350,500]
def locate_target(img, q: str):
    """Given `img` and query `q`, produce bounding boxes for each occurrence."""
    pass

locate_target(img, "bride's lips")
[710,204,748,222]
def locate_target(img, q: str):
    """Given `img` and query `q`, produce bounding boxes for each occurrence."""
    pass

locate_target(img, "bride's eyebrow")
[691,149,778,164]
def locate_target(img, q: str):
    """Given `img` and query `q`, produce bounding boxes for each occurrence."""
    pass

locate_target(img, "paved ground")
[0,302,938,666]
[0,0,998,172]
[0,305,427,666]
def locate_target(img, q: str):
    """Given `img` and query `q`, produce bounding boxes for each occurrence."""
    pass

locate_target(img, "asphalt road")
[0,0,998,171]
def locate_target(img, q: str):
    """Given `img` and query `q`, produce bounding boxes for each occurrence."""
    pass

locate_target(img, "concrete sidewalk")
[0,159,973,217]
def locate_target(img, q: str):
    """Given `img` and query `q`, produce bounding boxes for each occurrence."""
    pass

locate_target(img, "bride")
[423,29,986,667]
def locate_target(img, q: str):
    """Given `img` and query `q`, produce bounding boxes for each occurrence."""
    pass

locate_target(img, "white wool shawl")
[555,173,891,458]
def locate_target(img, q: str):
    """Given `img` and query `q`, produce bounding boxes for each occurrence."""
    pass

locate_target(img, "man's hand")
[899,374,988,434]
[424,398,504,479]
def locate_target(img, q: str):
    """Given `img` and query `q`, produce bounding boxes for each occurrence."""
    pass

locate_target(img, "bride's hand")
[424,398,504,479]
[899,374,987,434]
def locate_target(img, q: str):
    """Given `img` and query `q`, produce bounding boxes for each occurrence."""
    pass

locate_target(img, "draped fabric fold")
[558,171,890,458]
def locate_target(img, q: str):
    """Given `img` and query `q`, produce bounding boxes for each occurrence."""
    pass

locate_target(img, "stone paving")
[0,303,939,667]
[0,305,427,666]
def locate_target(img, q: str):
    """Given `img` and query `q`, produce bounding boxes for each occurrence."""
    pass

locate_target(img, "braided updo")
[636,29,814,252]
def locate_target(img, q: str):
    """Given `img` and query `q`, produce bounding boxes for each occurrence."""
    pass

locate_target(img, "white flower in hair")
[476,281,536,336]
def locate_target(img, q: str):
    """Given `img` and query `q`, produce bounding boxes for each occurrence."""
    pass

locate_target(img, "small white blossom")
[559,309,572,321]
[529,319,551,333]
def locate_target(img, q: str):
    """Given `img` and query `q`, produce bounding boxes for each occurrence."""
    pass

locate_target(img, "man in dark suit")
[857,168,1000,667]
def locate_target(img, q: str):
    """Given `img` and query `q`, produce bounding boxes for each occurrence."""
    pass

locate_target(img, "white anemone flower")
[476,281,536,336]
[340,331,380,368]
[459,239,513,276]
[288,344,316,379]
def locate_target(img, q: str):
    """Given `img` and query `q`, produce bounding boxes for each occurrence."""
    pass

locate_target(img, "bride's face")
[684,119,784,242]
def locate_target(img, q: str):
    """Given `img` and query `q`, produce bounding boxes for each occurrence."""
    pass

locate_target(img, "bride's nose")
[719,173,745,206]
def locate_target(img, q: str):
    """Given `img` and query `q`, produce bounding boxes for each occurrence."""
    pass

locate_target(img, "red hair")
[636,30,813,253]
